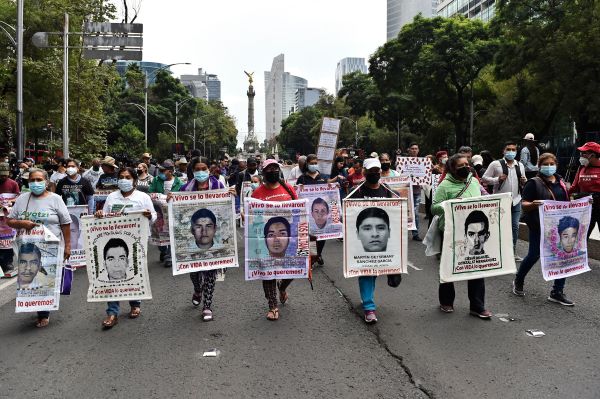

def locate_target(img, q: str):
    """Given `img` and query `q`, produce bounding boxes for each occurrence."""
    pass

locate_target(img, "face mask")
[441,158,448,165]
[580,157,590,167]
[381,163,391,171]
[540,165,556,176]
[66,167,77,176]
[29,181,46,195]
[366,173,380,184]
[19,168,24,174]
[307,164,319,173]
[159,173,167,180]
[504,151,517,161]
[194,171,210,183]
[264,170,280,184]
[92,165,100,171]
[118,179,134,193]
[456,166,470,178]
[251,182,260,190]
[137,169,144,175]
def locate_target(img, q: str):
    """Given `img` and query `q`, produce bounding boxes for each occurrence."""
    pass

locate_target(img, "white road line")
[408,262,422,271]
[0,277,17,291]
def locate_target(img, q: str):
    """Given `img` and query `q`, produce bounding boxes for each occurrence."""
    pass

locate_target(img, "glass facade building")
[180,68,221,101]
[115,61,171,84]
[335,58,368,95]
[437,0,496,22]
[387,0,439,41]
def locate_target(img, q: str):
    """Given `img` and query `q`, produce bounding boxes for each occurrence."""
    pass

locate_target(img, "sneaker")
[364,310,378,324]
[316,256,324,266]
[202,309,213,322]
[514,255,523,262]
[548,291,574,306]
[512,280,524,297]
[192,292,202,307]
[160,252,166,261]
[470,309,492,319]
[440,305,454,313]
[412,236,423,242]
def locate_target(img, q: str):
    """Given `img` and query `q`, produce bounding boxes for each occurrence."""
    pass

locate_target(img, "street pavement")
[1,220,599,398]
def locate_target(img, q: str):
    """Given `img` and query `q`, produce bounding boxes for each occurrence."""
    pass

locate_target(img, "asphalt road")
[1,220,599,399]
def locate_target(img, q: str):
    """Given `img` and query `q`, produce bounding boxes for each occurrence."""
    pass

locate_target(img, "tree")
[108,122,146,160]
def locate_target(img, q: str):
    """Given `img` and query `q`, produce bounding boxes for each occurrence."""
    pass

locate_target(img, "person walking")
[82,158,103,188]
[568,142,600,238]
[379,153,399,177]
[7,168,71,328]
[55,159,95,209]
[520,133,540,180]
[135,163,153,193]
[512,153,574,306]
[432,154,492,319]
[94,167,156,329]
[482,141,527,261]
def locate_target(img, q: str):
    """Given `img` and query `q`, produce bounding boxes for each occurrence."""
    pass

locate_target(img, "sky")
[127,0,387,146]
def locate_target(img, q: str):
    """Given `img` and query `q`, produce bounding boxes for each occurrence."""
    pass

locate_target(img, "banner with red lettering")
[295,183,343,240]
[343,198,408,278]
[244,198,310,280]
[440,193,516,282]
[396,156,432,186]
[539,197,592,280]
[67,205,88,268]
[82,212,151,302]
[168,190,238,275]
[14,226,63,313]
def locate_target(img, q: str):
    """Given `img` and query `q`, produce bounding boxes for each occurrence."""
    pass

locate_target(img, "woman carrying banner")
[94,167,156,329]
[513,153,574,306]
[7,168,71,328]
[431,154,492,319]
[251,159,298,321]
[170,157,236,322]
[297,154,328,266]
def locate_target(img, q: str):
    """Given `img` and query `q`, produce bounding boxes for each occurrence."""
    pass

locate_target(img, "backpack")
[498,159,523,194]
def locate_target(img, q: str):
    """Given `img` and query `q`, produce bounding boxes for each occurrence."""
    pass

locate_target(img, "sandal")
[35,317,49,328]
[129,307,141,319]
[266,308,279,321]
[277,281,289,305]
[102,315,118,329]
[202,309,213,322]
[192,292,202,307]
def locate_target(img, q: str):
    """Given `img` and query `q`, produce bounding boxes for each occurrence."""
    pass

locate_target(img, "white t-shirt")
[50,172,67,185]
[163,179,174,194]
[103,190,157,225]
[9,192,72,239]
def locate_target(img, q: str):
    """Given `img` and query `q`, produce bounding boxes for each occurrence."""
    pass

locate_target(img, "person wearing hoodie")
[431,153,492,319]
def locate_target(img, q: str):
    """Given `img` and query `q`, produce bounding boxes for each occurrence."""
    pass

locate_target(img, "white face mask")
[580,157,590,166]
[66,167,78,176]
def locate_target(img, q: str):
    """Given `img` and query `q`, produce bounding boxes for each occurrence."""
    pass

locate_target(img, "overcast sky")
[128,0,386,146]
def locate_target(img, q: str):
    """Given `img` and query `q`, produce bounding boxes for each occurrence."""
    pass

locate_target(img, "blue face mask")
[540,165,556,176]
[159,173,167,180]
[29,181,46,195]
[504,151,517,161]
[251,182,260,190]
[194,170,210,183]
[307,164,319,173]
[118,179,134,193]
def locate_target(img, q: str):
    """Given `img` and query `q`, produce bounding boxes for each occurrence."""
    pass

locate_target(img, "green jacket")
[431,173,481,231]
[148,176,183,194]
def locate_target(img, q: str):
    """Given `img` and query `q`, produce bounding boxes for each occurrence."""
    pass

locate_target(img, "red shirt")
[348,172,365,187]
[0,178,20,195]
[569,165,600,195]
[251,183,297,202]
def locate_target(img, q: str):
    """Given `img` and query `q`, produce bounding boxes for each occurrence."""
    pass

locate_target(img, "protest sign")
[322,117,341,133]
[149,193,170,246]
[381,176,416,230]
[93,189,114,212]
[67,205,88,268]
[396,157,432,186]
[539,197,592,280]
[14,226,63,313]
[82,212,152,302]
[244,198,310,280]
[343,198,408,278]
[295,183,343,240]
[439,193,516,283]
[316,117,341,175]
[0,193,17,250]
[168,190,238,275]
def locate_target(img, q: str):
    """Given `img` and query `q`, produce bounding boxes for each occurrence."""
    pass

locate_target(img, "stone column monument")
[243,71,259,153]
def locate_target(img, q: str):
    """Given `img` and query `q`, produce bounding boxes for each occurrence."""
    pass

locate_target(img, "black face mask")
[92,165,100,171]
[455,166,470,178]
[366,173,380,184]
[381,163,391,171]
[264,170,280,184]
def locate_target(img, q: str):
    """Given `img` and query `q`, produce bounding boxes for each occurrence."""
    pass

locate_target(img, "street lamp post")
[175,97,194,146]
[337,116,359,148]
[16,0,24,160]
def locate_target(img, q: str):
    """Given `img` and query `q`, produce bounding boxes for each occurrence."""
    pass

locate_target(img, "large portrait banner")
[396,156,432,186]
[380,176,416,230]
[440,193,516,282]
[14,226,63,313]
[168,190,238,275]
[82,212,151,302]
[93,189,114,212]
[244,198,310,281]
[149,193,170,246]
[343,198,408,278]
[67,205,88,268]
[539,197,592,280]
[296,183,343,240]
[0,193,17,251]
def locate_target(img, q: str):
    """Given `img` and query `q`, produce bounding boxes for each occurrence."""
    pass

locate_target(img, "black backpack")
[498,159,523,194]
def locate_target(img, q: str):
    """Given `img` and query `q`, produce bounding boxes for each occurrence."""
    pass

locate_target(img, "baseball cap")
[158,159,175,170]
[370,152,378,158]
[363,158,382,170]
[523,133,536,141]
[262,159,279,169]
[0,163,9,176]
[577,142,600,154]
[141,153,152,159]
[100,156,116,166]
[471,154,483,166]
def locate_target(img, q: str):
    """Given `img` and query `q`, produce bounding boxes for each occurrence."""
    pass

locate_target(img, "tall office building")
[180,68,222,101]
[335,57,368,95]
[295,88,324,112]
[264,54,308,140]
[387,0,439,41]
[115,61,171,84]
[437,0,496,22]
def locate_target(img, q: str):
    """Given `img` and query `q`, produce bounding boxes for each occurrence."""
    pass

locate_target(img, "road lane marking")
[0,277,17,291]
[407,262,422,271]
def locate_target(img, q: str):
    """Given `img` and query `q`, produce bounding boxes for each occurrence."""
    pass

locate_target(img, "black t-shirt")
[97,173,118,190]
[56,176,95,206]
[296,173,326,185]
[522,176,568,229]
[348,184,394,199]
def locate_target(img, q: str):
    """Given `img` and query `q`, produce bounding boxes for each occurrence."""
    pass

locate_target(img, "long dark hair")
[445,153,468,177]
[187,156,209,181]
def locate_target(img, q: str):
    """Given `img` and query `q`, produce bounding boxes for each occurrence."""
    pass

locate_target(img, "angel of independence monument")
[243,71,260,154]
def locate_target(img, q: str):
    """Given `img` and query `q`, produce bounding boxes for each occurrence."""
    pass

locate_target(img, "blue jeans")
[413,193,421,238]
[358,276,377,311]
[106,301,141,316]
[511,202,522,249]
[515,226,565,292]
